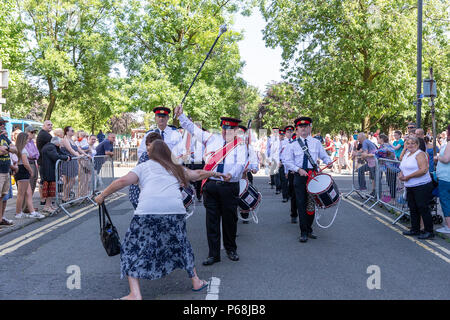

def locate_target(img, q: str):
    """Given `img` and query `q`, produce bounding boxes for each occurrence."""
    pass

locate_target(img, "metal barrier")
[113,147,138,167]
[344,155,379,207]
[55,155,114,217]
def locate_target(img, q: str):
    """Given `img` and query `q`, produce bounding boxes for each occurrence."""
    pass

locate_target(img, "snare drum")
[180,185,195,209]
[306,173,340,209]
[238,179,262,213]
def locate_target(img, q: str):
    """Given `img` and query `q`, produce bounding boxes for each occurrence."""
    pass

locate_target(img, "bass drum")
[306,173,340,209]
[238,179,262,213]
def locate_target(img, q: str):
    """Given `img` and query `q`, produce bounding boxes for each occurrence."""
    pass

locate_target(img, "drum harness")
[297,138,341,229]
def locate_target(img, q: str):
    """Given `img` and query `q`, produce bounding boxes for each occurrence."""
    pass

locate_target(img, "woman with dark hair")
[95,140,225,300]
[60,126,81,202]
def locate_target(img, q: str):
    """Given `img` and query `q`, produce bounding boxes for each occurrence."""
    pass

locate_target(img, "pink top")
[25,140,40,160]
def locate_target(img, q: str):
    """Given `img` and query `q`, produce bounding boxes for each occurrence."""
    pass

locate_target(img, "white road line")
[0,193,125,257]
[343,197,450,264]
[205,277,221,300]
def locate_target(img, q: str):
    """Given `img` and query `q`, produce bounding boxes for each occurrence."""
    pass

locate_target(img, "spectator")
[94,140,221,299]
[406,122,416,138]
[0,118,18,225]
[375,134,397,202]
[87,135,97,157]
[75,131,89,152]
[392,130,404,160]
[415,128,426,152]
[333,135,341,172]
[12,126,22,143]
[357,132,378,195]
[338,136,349,174]
[0,152,18,226]
[14,132,44,219]
[94,132,115,173]
[97,130,105,143]
[37,120,53,206]
[313,132,324,144]
[424,136,439,172]
[399,136,434,239]
[22,126,40,213]
[60,126,81,202]
[41,137,71,214]
[435,124,450,234]
[53,128,64,139]
[121,136,130,164]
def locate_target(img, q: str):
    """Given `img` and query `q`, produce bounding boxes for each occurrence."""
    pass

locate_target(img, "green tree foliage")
[115,0,254,128]
[259,0,449,133]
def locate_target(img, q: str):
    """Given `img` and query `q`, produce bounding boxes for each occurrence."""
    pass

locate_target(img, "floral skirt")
[120,214,195,280]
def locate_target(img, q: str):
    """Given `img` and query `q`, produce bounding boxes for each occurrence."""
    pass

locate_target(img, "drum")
[180,185,194,209]
[238,179,262,213]
[306,173,340,209]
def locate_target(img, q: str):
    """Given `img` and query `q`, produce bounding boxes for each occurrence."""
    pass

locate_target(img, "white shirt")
[284,136,332,172]
[182,130,204,164]
[131,160,186,215]
[179,114,248,182]
[137,126,184,159]
[399,150,432,188]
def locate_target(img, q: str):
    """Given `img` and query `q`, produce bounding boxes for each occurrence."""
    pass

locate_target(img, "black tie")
[216,141,226,173]
[160,129,165,141]
[302,139,309,170]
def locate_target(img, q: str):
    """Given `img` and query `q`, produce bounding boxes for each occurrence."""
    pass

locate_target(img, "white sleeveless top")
[399,150,431,187]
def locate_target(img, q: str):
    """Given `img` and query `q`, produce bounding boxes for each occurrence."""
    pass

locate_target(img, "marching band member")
[278,129,289,202]
[267,127,280,191]
[137,107,184,160]
[238,125,259,224]
[174,105,248,265]
[284,117,332,243]
[284,126,298,223]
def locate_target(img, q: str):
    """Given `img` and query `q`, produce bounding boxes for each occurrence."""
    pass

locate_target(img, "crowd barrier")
[345,155,440,225]
[55,155,114,217]
[113,147,139,167]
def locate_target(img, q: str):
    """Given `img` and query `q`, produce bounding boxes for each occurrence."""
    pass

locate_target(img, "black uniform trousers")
[288,171,297,218]
[185,162,204,200]
[293,173,315,236]
[278,164,289,200]
[203,180,240,258]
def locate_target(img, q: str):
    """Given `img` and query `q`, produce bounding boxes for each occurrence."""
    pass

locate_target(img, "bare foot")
[192,279,208,291]
[117,293,142,300]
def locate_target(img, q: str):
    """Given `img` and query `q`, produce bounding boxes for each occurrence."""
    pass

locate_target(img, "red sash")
[200,137,243,190]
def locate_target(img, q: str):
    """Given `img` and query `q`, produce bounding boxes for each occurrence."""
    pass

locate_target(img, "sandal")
[192,280,209,292]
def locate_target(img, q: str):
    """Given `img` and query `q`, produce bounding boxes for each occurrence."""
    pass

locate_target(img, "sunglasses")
[408,126,415,129]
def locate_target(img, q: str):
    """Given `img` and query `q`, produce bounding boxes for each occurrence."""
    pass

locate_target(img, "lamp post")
[415,0,423,128]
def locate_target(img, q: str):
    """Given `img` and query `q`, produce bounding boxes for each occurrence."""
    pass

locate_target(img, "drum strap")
[200,137,243,191]
[297,138,318,172]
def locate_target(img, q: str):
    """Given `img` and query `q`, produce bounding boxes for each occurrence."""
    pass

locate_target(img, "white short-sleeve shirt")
[131,160,186,215]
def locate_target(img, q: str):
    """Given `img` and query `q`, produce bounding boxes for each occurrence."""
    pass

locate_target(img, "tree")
[16,0,119,121]
[260,0,449,133]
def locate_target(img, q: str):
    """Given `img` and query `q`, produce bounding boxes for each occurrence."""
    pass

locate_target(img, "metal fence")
[55,155,114,217]
[113,147,139,167]
[345,156,440,225]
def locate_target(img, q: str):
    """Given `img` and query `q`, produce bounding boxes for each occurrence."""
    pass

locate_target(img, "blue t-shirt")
[97,132,105,143]
[393,139,404,160]
[362,139,377,154]
[0,134,11,174]
[426,147,439,172]
[95,139,113,156]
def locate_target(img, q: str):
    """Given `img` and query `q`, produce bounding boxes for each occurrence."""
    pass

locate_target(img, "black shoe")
[243,221,249,224]
[202,257,220,266]
[291,217,297,224]
[226,251,239,261]
[403,230,420,236]
[275,191,281,194]
[40,201,46,206]
[307,233,317,239]
[418,232,434,240]
[299,235,308,243]
[282,199,288,203]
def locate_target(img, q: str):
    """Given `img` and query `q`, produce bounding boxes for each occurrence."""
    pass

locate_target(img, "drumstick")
[308,159,338,181]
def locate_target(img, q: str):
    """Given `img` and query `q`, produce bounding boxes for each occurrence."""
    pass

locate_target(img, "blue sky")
[232,9,283,95]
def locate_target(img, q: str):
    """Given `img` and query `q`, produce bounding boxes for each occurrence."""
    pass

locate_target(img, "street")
[0,174,449,300]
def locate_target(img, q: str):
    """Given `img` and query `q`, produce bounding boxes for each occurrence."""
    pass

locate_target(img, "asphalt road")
[0,174,449,300]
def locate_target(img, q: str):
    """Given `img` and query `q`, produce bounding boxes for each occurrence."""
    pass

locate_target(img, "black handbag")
[98,202,121,256]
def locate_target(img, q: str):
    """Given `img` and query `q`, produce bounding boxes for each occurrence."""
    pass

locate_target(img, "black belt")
[206,179,239,185]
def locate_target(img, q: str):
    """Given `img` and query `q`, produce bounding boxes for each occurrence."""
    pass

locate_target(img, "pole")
[416,0,423,128]
[429,68,437,159]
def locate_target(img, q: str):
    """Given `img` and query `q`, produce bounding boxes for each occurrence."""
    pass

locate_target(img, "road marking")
[0,193,125,257]
[343,197,450,264]
[205,277,221,300]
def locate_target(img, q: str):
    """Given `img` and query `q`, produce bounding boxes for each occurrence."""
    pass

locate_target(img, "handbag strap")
[99,202,115,231]
[297,138,318,171]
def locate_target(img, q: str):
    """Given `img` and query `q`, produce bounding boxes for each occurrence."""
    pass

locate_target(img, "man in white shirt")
[267,127,280,190]
[284,117,332,243]
[137,107,184,160]
[174,104,248,265]
[284,125,298,223]
[278,129,289,202]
